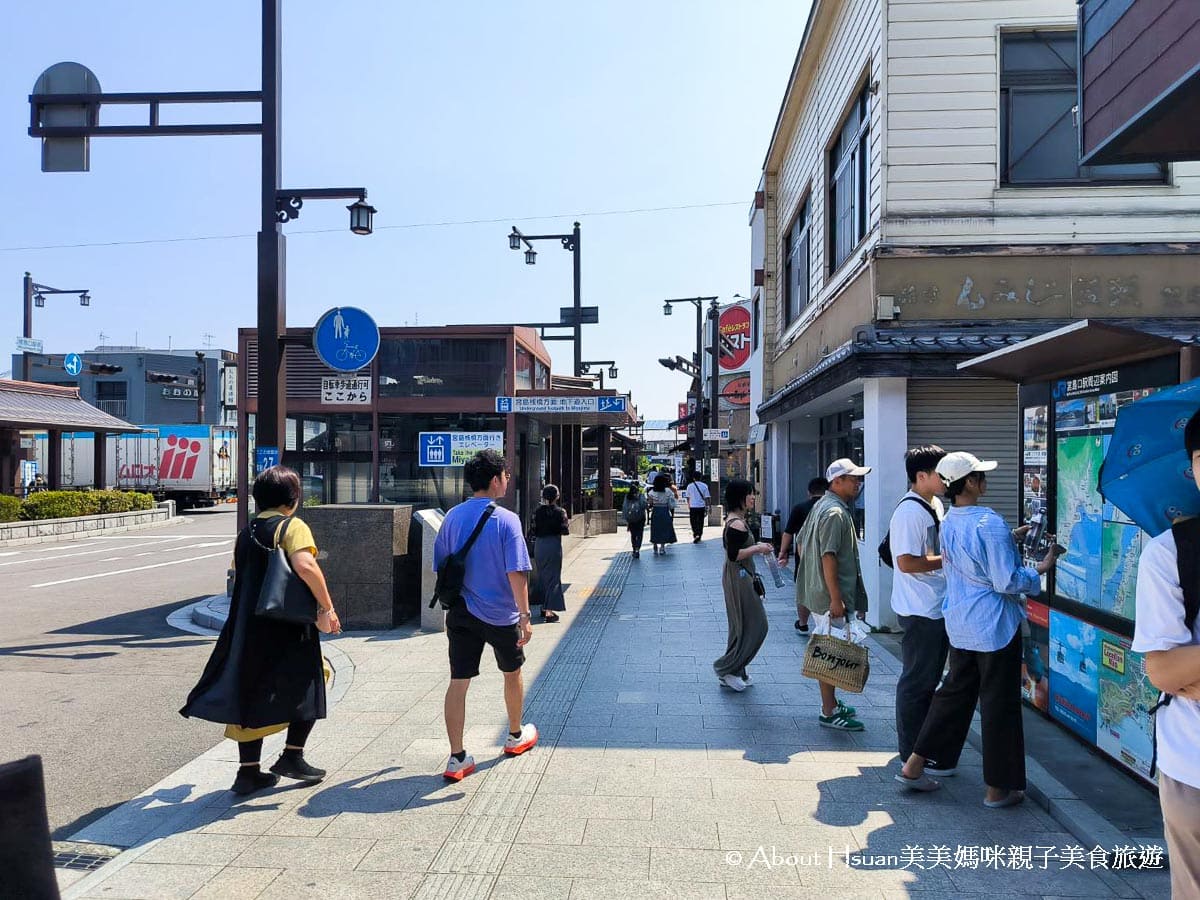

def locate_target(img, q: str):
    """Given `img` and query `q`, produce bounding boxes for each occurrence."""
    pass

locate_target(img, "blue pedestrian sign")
[313,306,381,373]
[255,446,280,473]
[419,433,449,467]
[64,353,83,377]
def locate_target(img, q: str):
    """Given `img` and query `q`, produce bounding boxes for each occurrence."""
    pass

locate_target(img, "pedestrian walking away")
[685,470,711,543]
[795,459,870,731]
[713,479,773,691]
[778,476,828,634]
[886,446,957,775]
[434,450,538,781]
[180,465,340,797]
[622,482,648,558]
[530,484,570,622]
[898,452,1060,806]
[1132,408,1200,899]
[647,473,678,555]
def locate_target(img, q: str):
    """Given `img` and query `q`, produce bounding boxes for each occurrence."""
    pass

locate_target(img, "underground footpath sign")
[313,306,380,373]
[495,396,628,414]
[419,432,504,467]
[703,428,730,442]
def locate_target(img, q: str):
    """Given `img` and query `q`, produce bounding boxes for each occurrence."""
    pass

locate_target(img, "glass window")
[534,359,550,390]
[818,397,866,537]
[1000,31,1166,186]
[280,414,372,506]
[829,87,870,272]
[784,201,811,324]
[378,413,508,510]
[515,347,534,390]
[378,338,507,397]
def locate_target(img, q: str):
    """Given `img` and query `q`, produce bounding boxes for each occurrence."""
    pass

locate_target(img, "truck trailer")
[34,425,237,509]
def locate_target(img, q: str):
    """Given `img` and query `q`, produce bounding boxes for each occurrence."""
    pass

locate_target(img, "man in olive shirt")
[796,458,870,731]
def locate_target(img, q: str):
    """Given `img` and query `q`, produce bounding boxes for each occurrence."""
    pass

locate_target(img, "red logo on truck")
[161,435,203,480]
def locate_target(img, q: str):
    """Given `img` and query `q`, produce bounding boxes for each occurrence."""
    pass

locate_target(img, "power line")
[0,200,745,254]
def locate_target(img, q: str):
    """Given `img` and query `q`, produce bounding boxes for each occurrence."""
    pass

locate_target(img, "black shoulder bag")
[1148,517,1200,776]
[430,503,497,610]
[253,517,319,625]
[878,496,939,569]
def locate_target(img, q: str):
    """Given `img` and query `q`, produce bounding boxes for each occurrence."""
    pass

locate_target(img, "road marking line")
[102,557,125,562]
[0,536,206,567]
[30,552,231,588]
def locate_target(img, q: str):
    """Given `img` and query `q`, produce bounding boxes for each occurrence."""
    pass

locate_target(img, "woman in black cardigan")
[531,484,570,622]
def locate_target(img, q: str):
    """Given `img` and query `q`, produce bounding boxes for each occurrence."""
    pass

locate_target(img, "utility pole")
[195,351,207,425]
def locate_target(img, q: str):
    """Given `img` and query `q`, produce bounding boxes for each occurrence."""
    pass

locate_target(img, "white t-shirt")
[887,492,947,620]
[1131,529,1200,789]
[685,481,711,509]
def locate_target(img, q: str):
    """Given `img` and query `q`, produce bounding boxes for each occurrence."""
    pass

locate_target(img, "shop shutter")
[906,379,1020,526]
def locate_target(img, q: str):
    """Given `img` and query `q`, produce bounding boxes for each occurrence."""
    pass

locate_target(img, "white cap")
[936,451,998,484]
[826,458,871,480]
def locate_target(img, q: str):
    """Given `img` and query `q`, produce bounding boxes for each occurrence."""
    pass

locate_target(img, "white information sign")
[419,431,504,467]
[15,337,43,353]
[321,376,371,405]
[703,428,730,442]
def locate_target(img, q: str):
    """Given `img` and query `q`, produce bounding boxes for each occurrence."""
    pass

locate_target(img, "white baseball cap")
[936,451,998,484]
[826,458,871,480]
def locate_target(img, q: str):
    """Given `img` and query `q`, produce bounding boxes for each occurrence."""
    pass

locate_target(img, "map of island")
[1097,639,1159,779]
[1055,434,1105,605]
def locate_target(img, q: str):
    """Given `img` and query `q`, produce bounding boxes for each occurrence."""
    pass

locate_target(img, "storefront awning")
[0,380,140,432]
[957,320,1186,383]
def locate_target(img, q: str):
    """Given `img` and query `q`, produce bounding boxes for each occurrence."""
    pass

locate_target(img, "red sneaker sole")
[503,737,538,756]
[442,763,475,781]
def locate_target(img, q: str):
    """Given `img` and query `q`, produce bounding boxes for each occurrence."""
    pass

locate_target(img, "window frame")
[999,30,1167,187]
[828,85,871,274]
[782,196,812,326]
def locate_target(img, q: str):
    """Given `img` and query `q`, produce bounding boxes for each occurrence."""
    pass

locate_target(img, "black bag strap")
[247,515,293,553]
[458,503,497,558]
[898,495,939,531]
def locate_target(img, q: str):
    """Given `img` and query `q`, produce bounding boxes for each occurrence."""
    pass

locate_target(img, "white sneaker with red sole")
[503,723,539,756]
[442,753,476,781]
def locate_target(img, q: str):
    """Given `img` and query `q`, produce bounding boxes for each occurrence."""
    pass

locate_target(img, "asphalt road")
[0,508,235,839]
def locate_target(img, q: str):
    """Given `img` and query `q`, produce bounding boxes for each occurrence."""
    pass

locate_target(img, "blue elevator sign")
[313,307,381,373]
[64,353,83,377]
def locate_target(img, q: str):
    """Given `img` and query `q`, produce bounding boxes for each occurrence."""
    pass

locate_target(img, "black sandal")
[542,612,561,623]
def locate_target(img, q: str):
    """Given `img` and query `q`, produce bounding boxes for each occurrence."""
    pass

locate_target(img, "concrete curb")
[0,511,183,548]
[58,602,359,898]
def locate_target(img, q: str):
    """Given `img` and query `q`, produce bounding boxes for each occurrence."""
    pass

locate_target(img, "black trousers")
[913,628,1025,791]
[689,508,706,540]
[628,522,644,552]
[238,720,316,765]
[895,614,952,763]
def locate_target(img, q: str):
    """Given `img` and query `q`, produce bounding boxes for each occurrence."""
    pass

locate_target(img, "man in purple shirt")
[434,450,538,780]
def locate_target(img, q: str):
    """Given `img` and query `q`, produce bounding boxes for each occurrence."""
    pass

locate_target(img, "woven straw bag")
[802,630,870,693]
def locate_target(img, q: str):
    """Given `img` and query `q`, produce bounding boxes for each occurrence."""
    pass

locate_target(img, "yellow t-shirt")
[255,511,317,557]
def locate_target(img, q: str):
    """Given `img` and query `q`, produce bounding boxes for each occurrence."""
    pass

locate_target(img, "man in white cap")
[795,458,871,730]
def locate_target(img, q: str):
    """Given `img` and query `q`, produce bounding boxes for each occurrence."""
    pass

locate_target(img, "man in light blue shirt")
[897,452,1059,809]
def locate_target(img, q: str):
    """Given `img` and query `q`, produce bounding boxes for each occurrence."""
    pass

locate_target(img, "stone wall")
[0,503,175,546]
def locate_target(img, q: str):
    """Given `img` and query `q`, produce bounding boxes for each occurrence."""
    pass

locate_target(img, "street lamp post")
[579,360,618,390]
[662,296,717,479]
[21,272,91,381]
[27,0,376,478]
[508,223,582,376]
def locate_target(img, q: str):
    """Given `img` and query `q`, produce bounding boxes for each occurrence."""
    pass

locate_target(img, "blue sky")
[1,2,811,419]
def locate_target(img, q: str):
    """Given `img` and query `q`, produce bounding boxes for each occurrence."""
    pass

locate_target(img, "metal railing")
[95,399,127,417]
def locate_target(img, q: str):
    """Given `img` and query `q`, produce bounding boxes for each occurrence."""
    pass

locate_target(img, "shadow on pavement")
[0,599,213,660]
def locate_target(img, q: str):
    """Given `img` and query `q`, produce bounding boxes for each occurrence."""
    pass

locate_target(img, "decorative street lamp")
[26,0,377,501]
[580,359,618,389]
[662,296,717,474]
[20,272,91,380]
[507,222,583,376]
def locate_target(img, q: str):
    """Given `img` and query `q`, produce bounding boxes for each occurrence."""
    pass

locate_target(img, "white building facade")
[754,0,1200,627]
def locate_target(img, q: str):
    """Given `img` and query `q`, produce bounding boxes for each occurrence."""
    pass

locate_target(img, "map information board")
[1096,632,1158,780]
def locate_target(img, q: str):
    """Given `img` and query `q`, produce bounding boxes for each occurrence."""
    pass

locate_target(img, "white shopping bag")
[808,612,870,645]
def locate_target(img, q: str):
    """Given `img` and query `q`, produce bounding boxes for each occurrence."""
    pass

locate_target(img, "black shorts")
[446,603,525,679]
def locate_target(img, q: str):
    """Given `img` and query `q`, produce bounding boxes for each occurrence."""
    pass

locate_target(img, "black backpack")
[430,503,497,610]
[878,496,939,569]
[1148,517,1200,775]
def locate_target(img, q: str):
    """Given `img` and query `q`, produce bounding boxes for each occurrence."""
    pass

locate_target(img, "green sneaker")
[835,699,857,716]
[819,709,865,731]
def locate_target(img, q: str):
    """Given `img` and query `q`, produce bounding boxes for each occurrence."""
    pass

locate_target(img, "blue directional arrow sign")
[597,396,627,414]
[63,353,83,377]
[313,306,381,373]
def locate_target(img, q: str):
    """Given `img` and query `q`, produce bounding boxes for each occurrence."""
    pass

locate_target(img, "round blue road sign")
[313,307,381,373]
[64,353,83,377]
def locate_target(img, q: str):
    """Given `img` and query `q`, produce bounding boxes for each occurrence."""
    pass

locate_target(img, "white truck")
[35,425,237,509]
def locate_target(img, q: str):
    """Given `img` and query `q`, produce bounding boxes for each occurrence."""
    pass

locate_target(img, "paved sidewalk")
[65,529,1169,899]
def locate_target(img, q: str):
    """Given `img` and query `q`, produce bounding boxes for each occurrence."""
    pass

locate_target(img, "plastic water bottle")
[764,552,787,588]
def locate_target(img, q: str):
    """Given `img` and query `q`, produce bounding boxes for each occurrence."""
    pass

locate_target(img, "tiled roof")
[760,320,1200,414]
[0,380,140,432]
